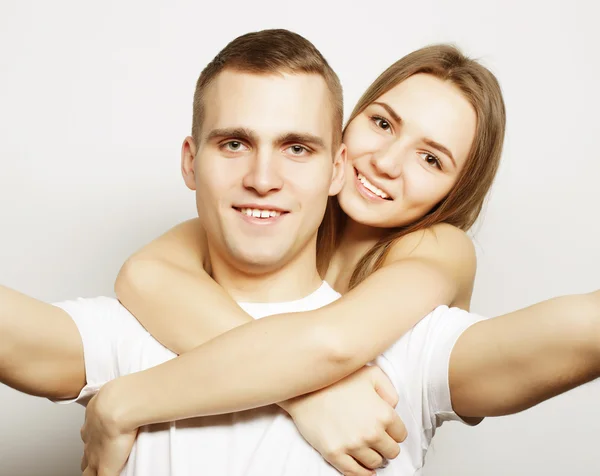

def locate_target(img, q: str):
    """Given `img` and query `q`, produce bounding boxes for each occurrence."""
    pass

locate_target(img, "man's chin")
[234,251,287,273]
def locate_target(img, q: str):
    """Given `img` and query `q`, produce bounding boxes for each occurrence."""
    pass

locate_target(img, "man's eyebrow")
[372,101,402,124]
[205,127,258,143]
[276,132,326,150]
[423,138,457,168]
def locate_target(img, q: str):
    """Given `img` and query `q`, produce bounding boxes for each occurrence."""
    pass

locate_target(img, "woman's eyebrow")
[422,138,456,168]
[372,101,402,124]
[371,101,457,167]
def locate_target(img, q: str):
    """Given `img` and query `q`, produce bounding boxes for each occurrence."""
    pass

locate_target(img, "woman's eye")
[286,144,309,156]
[371,116,392,132]
[419,152,442,170]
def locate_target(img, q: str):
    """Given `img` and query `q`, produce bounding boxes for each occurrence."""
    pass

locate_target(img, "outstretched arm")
[450,290,600,418]
[0,285,85,399]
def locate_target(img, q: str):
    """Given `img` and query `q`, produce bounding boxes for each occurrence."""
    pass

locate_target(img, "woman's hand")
[281,366,407,476]
[80,383,138,476]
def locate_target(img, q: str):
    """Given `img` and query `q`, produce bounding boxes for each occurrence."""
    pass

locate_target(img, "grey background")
[1,0,599,474]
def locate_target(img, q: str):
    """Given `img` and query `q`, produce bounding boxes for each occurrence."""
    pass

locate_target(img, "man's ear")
[181,136,198,191]
[328,143,346,196]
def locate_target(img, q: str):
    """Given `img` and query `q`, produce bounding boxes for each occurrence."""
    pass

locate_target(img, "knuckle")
[384,444,401,459]
[344,438,362,451]
[363,455,383,469]
[323,447,342,461]
[382,407,396,425]
[364,430,381,445]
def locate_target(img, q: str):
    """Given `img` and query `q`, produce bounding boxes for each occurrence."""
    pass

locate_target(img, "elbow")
[308,320,355,372]
[115,255,163,301]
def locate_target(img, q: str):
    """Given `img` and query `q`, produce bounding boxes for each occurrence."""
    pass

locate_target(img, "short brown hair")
[191,29,343,149]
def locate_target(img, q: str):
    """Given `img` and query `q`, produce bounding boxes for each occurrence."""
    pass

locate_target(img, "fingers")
[371,432,401,461]
[371,366,399,408]
[348,446,385,470]
[386,411,408,443]
[325,453,375,476]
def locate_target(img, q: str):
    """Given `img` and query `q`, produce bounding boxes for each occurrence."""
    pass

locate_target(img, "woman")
[99,45,598,475]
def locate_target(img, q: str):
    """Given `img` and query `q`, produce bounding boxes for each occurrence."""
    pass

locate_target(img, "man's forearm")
[450,290,600,418]
[0,286,85,398]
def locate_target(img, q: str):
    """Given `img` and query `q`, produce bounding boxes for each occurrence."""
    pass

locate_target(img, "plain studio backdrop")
[1,1,599,475]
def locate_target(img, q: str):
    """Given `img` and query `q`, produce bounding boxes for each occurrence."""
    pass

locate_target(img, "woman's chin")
[340,206,391,229]
[339,200,418,231]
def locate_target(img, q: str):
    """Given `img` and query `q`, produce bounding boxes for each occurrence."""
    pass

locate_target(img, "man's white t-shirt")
[54,282,485,475]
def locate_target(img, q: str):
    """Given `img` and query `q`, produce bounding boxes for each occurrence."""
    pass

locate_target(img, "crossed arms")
[1,221,600,474]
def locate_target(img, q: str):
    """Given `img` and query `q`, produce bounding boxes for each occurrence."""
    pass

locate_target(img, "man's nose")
[242,150,284,195]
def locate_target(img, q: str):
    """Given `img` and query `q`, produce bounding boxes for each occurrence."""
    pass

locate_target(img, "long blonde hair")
[316,44,506,288]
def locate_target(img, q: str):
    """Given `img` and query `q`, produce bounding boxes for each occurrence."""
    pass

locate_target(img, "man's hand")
[80,383,138,476]
[281,365,407,476]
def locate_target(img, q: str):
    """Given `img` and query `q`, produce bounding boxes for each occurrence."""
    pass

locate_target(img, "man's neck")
[209,244,323,303]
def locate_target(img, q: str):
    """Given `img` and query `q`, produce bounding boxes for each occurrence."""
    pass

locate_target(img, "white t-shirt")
[54,282,486,475]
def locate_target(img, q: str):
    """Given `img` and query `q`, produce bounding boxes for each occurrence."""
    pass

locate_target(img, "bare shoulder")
[385,223,477,307]
[168,218,205,243]
[386,223,475,263]
[146,218,207,262]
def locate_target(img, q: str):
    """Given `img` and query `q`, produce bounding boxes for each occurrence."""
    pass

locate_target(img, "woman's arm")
[115,218,255,354]
[99,224,477,428]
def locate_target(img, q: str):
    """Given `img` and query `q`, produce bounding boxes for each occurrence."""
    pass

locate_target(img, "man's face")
[182,70,344,274]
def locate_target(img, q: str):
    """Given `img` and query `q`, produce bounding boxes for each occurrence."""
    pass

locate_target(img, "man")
[1,29,407,476]
[1,29,599,476]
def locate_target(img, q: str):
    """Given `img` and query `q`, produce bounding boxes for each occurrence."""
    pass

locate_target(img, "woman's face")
[338,73,477,228]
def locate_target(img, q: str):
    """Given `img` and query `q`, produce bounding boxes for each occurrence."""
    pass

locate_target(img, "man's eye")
[287,145,309,156]
[223,141,247,152]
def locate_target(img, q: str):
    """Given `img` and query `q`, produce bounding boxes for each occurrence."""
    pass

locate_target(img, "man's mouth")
[232,205,289,223]
[237,207,283,218]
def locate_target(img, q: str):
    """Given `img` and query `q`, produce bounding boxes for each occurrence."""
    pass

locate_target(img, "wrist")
[277,395,305,417]
[95,377,139,433]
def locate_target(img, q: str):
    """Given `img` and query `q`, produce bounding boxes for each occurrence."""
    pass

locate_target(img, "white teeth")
[357,173,390,199]
[239,208,282,219]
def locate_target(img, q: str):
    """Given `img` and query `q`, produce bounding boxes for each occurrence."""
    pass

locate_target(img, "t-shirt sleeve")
[51,296,144,406]
[380,305,487,437]
[423,307,487,427]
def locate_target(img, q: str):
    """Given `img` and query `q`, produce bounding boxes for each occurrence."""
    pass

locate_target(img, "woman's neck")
[326,219,388,293]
